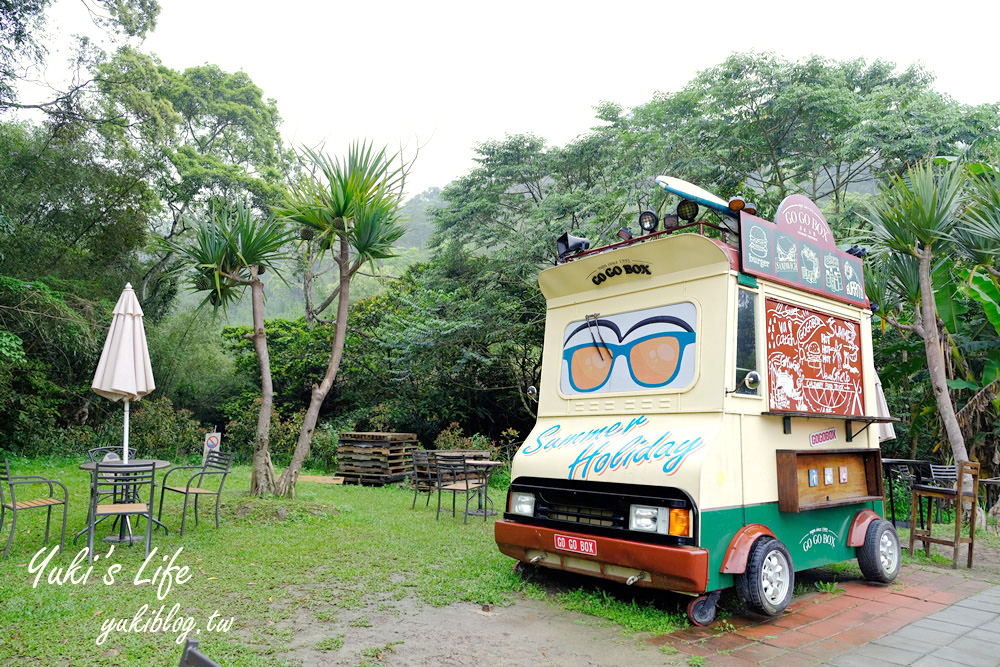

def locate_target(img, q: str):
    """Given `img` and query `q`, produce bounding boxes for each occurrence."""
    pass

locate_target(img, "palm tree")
[272,141,409,497]
[165,201,293,495]
[864,160,969,465]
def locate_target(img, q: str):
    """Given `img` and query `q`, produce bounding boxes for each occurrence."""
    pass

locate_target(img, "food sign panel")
[739,195,867,307]
[765,299,865,416]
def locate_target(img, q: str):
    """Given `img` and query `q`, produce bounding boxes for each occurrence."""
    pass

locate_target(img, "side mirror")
[527,385,538,402]
[744,371,761,391]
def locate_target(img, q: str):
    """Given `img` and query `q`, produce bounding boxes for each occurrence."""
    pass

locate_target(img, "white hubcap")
[761,550,790,605]
[879,531,898,573]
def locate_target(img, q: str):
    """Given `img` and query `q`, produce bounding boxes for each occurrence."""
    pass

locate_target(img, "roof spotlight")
[742,202,757,216]
[617,227,633,241]
[728,196,746,212]
[677,199,699,222]
[661,213,680,231]
[638,210,659,233]
[847,245,869,258]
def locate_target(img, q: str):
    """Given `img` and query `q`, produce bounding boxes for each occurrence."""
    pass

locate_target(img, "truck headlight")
[510,491,535,517]
[629,504,667,533]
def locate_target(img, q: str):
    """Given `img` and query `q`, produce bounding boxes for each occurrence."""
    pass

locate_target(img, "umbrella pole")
[123,399,130,463]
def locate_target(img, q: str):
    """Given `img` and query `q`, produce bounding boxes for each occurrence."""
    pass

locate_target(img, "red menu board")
[765,299,865,417]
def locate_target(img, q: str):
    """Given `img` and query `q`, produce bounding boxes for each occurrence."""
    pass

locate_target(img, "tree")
[164,201,293,495]
[865,161,970,464]
[271,142,408,497]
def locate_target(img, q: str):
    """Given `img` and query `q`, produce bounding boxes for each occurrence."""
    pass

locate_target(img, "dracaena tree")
[165,200,293,495]
[864,161,970,465]
[273,142,409,497]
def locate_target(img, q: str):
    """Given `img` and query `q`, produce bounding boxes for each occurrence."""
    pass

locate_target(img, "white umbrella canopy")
[91,283,155,462]
[874,371,896,443]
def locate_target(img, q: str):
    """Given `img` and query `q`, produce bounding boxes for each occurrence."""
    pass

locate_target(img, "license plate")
[554,533,597,556]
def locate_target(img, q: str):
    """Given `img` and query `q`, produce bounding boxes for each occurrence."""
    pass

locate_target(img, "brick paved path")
[649,566,993,665]
[833,585,1000,666]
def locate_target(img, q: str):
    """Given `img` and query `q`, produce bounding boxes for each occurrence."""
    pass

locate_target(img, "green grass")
[0,457,529,665]
[1,456,693,664]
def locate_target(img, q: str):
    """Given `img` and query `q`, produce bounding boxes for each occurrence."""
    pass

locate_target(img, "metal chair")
[158,451,233,536]
[411,449,437,509]
[73,449,137,545]
[179,638,219,667]
[87,446,136,463]
[909,460,979,568]
[87,460,156,563]
[434,452,489,523]
[1,458,68,558]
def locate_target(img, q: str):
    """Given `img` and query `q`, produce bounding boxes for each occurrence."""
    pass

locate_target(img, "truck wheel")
[857,519,900,583]
[736,537,794,616]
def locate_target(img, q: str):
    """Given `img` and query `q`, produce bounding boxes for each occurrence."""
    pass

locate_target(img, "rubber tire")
[857,519,901,583]
[687,596,717,626]
[736,537,795,617]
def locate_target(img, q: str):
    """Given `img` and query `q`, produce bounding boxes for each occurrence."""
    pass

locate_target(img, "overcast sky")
[34,0,1000,197]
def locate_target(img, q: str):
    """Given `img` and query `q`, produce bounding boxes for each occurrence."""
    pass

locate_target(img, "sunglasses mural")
[496,178,900,627]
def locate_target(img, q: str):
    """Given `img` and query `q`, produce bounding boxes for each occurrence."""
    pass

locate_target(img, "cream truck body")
[494,229,891,610]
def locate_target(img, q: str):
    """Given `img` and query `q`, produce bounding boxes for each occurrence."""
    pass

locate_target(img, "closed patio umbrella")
[874,371,896,443]
[91,283,155,462]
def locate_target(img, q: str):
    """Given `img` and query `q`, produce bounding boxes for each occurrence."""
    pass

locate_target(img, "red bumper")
[495,520,709,593]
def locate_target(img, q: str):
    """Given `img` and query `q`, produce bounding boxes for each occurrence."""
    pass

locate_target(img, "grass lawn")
[0,457,690,665]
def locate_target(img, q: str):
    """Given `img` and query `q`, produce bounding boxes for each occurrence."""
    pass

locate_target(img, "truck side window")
[735,288,758,395]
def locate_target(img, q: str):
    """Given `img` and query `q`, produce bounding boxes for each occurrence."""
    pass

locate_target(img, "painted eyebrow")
[564,319,623,345]
[622,316,694,339]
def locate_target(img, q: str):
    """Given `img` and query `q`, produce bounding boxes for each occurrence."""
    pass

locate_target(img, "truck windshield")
[735,288,758,395]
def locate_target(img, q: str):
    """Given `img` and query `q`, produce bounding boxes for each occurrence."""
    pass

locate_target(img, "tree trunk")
[248,270,277,496]
[917,247,969,464]
[303,242,316,328]
[275,237,353,497]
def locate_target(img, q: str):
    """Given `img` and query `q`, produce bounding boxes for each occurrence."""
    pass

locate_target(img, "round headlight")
[638,210,659,233]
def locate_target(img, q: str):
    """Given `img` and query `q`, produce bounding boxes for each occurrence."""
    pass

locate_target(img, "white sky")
[29,0,1000,197]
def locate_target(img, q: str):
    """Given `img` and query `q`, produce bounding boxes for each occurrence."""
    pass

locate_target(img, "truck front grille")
[507,476,697,547]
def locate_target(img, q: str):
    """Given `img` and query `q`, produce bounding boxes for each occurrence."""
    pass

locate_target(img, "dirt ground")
[280,593,685,667]
[277,532,1000,667]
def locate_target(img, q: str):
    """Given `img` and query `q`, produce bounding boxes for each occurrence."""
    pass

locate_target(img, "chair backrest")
[204,450,233,472]
[930,464,958,482]
[412,449,434,481]
[0,458,10,506]
[435,452,473,487]
[93,461,156,507]
[179,638,219,667]
[88,446,136,463]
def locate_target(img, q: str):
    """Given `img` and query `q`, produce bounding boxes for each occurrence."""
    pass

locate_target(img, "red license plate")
[554,533,597,556]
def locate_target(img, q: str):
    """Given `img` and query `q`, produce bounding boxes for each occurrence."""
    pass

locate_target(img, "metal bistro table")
[77,458,171,544]
[881,458,928,529]
[466,460,502,517]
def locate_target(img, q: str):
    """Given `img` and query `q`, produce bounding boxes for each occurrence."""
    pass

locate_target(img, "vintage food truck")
[494,177,900,625]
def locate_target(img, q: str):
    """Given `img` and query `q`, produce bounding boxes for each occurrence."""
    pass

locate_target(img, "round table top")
[78,458,172,471]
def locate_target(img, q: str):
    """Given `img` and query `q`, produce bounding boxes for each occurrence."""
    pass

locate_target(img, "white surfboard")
[655,175,732,215]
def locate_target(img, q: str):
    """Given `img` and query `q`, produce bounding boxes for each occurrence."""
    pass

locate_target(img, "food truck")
[494,177,900,625]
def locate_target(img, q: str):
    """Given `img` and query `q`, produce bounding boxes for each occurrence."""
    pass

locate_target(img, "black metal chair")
[434,452,489,523]
[87,460,156,563]
[179,638,219,667]
[87,446,136,463]
[1,458,68,558]
[159,451,233,536]
[73,449,139,545]
[411,450,437,509]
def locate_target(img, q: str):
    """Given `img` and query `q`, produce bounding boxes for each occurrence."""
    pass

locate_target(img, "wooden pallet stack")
[337,432,418,486]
